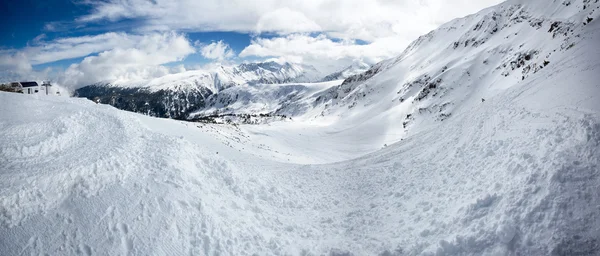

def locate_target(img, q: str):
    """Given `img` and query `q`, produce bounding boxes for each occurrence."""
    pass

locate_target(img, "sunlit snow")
[1,0,600,255]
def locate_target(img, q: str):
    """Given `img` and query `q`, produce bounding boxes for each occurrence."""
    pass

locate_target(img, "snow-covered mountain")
[183,63,375,122]
[73,60,373,121]
[73,61,323,118]
[187,0,600,126]
[2,0,600,255]
[320,61,371,82]
[100,61,322,92]
[187,81,338,123]
[302,0,600,129]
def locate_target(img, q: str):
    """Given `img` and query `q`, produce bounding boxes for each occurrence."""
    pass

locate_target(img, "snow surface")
[2,0,600,255]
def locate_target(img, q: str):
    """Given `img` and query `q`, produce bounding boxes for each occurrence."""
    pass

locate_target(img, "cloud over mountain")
[0,0,504,89]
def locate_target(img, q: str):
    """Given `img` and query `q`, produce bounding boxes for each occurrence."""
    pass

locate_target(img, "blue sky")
[0,0,502,88]
[0,0,87,48]
[0,0,253,68]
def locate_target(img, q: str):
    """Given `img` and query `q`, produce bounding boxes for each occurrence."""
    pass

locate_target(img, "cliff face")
[74,85,212,119]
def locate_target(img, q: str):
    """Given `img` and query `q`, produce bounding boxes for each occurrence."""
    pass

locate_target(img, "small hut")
[20,81,40,94]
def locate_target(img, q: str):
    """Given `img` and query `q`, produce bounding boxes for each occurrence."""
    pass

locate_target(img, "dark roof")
[20,81,39,87]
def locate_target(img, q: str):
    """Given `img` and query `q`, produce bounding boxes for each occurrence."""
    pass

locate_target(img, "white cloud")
[29,32,139,65]
[200,41,235,60]
[239,33,409,73]
[0,52,55,85]
[256,8,322,34]
[78,0,503,42]
[0,51,33,75]
[31,34,47,44]
[70,0,503,76]
[1,32,195,88]
[1,0,506,88]
[0,32,141,68]
[57,32,195,88]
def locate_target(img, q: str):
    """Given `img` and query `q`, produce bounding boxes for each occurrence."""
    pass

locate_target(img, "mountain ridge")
[73,61,326,119]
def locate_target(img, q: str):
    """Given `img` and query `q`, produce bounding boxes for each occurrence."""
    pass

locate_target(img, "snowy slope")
[2,0,600,255]
[300,0,600,142]
[320,61,371,82]
[2,43,599,254]
[192,0,600,127]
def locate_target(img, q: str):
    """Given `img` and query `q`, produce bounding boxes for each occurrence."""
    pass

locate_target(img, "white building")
[19,82,40,94]
[3,81,60,95]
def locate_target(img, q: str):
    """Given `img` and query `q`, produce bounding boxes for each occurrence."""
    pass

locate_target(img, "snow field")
[1,0,600,255]
[1,57,598,254]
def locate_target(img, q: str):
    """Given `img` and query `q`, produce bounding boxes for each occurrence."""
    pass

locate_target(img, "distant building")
[20,81,40,94]
[0,81,59,95]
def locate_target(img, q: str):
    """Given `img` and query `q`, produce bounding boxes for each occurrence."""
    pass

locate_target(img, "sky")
[0,0,503,89]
